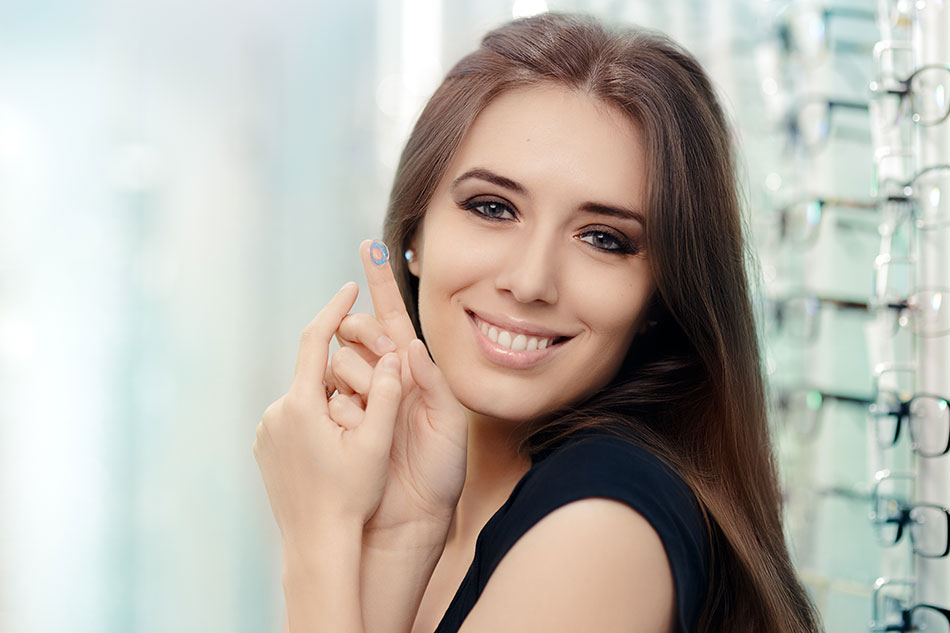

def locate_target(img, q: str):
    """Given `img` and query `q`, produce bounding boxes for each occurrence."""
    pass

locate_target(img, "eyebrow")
[451,167,646,227]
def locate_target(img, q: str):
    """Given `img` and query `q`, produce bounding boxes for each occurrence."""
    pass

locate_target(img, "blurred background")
[1,0,948,631]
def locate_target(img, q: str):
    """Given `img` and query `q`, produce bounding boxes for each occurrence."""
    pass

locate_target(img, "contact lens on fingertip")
[370,240,389,265]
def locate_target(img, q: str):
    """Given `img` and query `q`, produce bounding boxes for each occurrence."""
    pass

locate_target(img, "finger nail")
[338,281,356,292]
[369,240,389,265]
[374,335,396,354]
[380,353,400,374]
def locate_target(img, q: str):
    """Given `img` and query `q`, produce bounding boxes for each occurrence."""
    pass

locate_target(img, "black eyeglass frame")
[879,603,950,632]
[871,499,950,558]
[869,390,950,457]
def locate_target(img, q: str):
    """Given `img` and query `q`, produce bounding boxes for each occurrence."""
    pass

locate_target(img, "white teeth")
[475,315,556,352]
[511,334,527,351]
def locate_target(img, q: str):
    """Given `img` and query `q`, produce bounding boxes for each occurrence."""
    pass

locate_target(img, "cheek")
[416,210,500,301]
[415,219,484,345]
[575,272,652,340]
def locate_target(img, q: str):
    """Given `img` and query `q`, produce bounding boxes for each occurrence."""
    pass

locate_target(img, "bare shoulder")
[458,498,675,633]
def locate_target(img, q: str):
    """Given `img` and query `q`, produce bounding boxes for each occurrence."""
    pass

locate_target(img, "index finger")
[293,281,360,399]
[360,239,417,348]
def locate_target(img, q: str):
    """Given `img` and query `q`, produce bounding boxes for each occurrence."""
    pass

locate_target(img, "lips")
[466,310,573,368]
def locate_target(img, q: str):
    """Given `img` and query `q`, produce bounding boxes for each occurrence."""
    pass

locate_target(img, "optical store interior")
[0,0,948,632]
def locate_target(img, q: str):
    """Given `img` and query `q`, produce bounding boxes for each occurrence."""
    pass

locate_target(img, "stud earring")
[405,249,415,262]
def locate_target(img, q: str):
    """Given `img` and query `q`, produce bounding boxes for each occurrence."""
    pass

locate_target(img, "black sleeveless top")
[432,430,709,633]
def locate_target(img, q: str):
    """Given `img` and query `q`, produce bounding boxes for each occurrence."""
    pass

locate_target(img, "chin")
[453,381,575,426]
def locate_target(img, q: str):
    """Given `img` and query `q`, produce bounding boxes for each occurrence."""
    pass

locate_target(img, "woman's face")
[408,84,655,423]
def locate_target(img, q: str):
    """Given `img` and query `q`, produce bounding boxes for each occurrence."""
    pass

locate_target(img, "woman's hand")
[253,281,405,552]
[327,240,469,541]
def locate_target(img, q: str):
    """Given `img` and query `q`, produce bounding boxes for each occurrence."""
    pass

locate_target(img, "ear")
[406,241,421,277]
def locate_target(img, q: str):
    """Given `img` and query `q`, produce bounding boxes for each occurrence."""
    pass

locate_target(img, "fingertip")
[358,239,372,260]
[409,338,428,359]
[336,281,359,310]
[379,352,400,375]
[370,240,390,266]
[360,238,391,266]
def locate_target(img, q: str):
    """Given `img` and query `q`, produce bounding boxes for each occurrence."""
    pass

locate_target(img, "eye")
[462,197,517,221]
[577,228,639,255]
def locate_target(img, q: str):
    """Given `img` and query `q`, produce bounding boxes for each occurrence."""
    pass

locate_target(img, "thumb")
[357,352,403,452]
[407,339,460,414]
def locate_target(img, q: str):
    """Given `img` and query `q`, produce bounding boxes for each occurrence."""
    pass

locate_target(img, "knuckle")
[378,305,402,323]
[353,313,383,335]
[256,410,274,434]
[341,312,366,329]
[281,392,310,420]
[301,313,331,344]
[327,393,345,412]
[260,399,280,424]
[333,346,355,366]
[329,349,344,372]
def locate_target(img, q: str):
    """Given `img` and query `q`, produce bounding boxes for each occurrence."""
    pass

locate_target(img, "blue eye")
[578,228,639,255]
[463,198,516,221]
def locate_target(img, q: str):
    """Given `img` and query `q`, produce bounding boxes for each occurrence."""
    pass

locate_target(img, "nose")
[494,232,560,304]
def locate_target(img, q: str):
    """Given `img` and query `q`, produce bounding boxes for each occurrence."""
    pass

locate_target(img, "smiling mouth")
[466,311,572,352]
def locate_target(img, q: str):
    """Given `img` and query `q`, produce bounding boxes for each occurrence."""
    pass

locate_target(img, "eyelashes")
[578,229,636,254]
[464,198,516,221]
[459,196,642,256]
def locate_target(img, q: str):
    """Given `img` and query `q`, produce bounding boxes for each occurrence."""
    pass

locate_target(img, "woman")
[254,12,821,633]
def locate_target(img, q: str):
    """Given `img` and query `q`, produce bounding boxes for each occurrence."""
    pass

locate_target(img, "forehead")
[443,84,648,210]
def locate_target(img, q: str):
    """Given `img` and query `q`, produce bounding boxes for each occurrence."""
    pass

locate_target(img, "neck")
[446,410,533,548]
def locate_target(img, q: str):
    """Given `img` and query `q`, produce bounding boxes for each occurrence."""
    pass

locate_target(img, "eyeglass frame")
[768,293,907,342]
[871,576,915,631]
[877,164,950,232]
[770,196,879,248]
[869,286,950,338]
[775,5,877,67]
[784,96,871,154]
[868,388,950,457]
[875,602,950,632]
[869,63,950,127]
[870,470,950,557]
[775,386,874,439]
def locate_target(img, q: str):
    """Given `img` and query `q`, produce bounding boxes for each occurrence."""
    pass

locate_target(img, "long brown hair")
[383,12,820,633]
